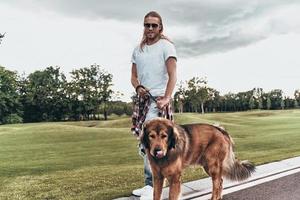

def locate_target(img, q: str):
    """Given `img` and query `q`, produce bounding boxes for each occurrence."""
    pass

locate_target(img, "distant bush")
[100,101,132,117]
[3,114,23,124]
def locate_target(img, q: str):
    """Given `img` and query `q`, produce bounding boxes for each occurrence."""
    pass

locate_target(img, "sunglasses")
[144,23,160,29]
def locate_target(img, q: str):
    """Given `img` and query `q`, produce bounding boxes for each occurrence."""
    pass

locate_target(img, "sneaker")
[132,185,153,197]
[139,185,153,200]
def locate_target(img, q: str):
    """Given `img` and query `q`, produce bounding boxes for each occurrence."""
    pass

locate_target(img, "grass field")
[1,110,300,199]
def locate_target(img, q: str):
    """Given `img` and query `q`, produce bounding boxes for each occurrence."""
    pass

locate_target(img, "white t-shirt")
[131,39,177,97]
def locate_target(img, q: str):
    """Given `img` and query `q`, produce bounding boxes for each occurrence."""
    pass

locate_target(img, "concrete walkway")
[114,156,300,200]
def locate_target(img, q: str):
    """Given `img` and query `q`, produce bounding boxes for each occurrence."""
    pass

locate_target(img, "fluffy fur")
[141,118,255,200]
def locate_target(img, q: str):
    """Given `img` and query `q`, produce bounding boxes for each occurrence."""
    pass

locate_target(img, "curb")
[114,156,300,200]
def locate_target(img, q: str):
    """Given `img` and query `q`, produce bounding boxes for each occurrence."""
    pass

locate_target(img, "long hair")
[140,11,172,50]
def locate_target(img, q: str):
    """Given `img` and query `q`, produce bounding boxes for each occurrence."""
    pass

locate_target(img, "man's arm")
[131,63,140,89]
[164,57,177,99]
[131,63,147,96]
[157,57,177,109]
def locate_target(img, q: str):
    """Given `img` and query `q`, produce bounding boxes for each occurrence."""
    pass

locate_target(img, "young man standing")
[131,11,177,199]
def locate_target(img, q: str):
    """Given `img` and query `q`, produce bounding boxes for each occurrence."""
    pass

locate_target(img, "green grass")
[1,110,300,199]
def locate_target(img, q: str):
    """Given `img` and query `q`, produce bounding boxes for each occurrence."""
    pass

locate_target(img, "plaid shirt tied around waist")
[131,94,174,137]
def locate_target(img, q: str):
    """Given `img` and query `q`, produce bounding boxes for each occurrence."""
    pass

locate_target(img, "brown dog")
[141,118,255,200]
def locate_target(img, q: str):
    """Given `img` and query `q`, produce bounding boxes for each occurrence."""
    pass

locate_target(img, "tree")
[21,66,68,122]
[174,81,186,113]
[269,89,284,109]
[69,64,113,120]
[253,88,264,110]
[0,66,23,124]
[235,90,255,111]
[223,92,237,112]
[210,90,221,112]
[284,97,294,109]
[249,96,255,110]
[281,98,285,110]
[99,68,114,120]
[266,96,272,110]
[294,99,299,108]
[185,77,212,114]
[258,97,263,110]
[294,89,300,108]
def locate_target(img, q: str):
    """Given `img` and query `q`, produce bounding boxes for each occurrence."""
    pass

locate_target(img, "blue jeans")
[139,144,153,186]
[140,101,159,187]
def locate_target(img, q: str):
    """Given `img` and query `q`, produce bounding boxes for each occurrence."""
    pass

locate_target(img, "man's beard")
[146,32,159,41]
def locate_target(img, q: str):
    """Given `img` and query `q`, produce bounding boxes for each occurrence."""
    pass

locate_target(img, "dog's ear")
[141,125,149,149]
[168,125,179,149]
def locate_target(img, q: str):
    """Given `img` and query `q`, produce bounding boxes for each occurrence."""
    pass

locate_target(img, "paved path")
[222,171,300,200]
[114,156,300,200]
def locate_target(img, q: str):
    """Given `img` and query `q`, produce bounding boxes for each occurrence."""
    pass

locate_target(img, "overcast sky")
[1,0,300,101]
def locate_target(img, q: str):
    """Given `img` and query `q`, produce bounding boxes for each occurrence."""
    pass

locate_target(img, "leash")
[136,85,157,103]
[146,90,157,103]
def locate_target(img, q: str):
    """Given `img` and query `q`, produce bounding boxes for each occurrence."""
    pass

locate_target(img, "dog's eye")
[149,135,155,139]
[161,135,167,139]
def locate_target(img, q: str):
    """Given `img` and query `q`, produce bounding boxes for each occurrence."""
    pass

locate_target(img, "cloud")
[175,33,267,57]
[1,0,160,22]
[171,0,300,57]
[2,0,300,57]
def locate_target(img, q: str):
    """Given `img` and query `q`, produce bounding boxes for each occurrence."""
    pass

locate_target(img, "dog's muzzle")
[154,148,165,159]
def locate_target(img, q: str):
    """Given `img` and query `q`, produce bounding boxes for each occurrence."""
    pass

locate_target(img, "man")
[131,11,177,199]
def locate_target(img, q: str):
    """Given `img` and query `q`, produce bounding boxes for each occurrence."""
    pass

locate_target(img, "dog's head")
[141,118,178,159]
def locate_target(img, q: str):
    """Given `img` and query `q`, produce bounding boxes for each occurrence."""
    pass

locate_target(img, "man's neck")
[146,36,160,45]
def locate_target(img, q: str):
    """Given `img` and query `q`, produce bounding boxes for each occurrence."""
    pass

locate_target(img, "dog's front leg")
[168,174,181,200]
[153,176,164,200]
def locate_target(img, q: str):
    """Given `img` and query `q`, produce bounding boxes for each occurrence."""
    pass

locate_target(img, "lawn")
[0,110,300,199]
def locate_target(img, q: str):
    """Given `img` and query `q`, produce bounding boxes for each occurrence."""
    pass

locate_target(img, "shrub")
[3,114,23,124]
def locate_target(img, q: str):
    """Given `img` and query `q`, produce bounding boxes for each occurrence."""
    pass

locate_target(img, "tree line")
[0,64,131,124]
[1,66,299,124]
[173,77,300,114]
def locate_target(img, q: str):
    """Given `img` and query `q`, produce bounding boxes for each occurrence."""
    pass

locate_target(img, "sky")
[1,0,300,102]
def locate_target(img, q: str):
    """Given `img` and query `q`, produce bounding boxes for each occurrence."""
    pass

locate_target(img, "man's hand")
[136,85,148,97]
[156,96,171,109]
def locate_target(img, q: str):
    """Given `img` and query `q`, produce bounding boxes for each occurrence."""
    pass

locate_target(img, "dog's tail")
[223,145,255,181]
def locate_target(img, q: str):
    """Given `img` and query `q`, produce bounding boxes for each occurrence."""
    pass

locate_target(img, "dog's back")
[177,123,232,167]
